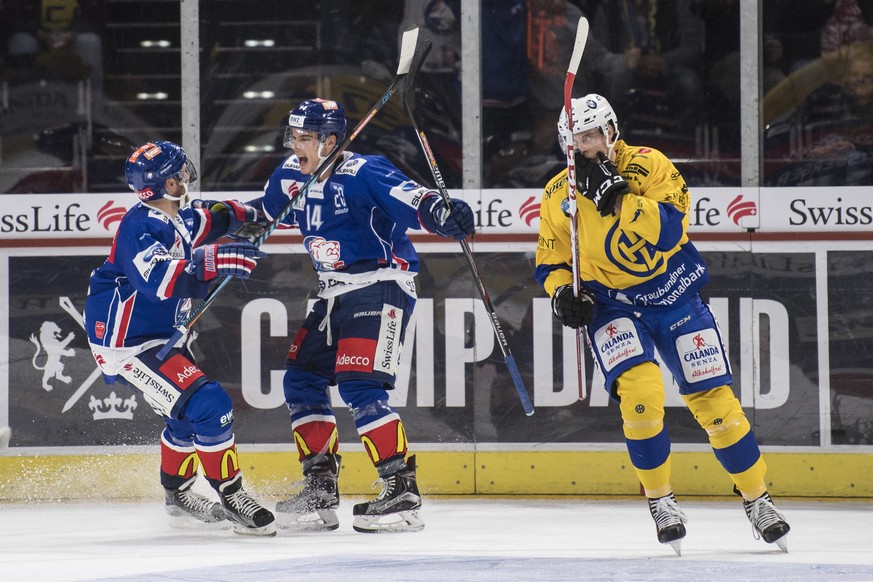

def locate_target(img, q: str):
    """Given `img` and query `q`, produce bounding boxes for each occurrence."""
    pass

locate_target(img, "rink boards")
[1,188,873,500]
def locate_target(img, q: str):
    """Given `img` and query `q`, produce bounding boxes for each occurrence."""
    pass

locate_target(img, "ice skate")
[352,455,424,533]
[164,476,229,530]
[648,493,687,556]
[275,454,341,532]
[218,475,277,536]
[743,491,790,552]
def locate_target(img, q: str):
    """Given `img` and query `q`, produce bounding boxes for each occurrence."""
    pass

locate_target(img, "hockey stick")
[562,17,589,400]
[403,40,534,416]
[157,26,426,360]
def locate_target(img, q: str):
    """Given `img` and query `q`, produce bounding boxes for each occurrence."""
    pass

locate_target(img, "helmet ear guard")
[283,98,347,149]
[557,93,619,153]
[125,141,197,202]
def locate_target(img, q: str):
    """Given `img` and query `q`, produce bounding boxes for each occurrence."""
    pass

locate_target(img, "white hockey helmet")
[557,93,619,152]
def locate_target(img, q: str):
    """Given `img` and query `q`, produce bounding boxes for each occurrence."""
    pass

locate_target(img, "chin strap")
[161,184,190,208]
[315,139,338,174]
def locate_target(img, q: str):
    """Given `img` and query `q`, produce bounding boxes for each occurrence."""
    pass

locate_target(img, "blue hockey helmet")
[283,99,347,148]
[125,141,197,202]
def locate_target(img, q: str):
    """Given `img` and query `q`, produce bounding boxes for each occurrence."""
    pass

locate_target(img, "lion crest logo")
[29,321,76,391]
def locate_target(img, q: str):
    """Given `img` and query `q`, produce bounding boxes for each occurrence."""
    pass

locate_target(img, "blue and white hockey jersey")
[85,203,230,348]
[262,151,431,298]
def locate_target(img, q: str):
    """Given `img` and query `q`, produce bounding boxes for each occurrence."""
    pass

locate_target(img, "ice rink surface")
[2,496,872,582]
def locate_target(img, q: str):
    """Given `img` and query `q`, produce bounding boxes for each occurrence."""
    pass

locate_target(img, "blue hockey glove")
[210,199,267,241]
[191,241,266,282]
[576,151,630,217]
[550,284,595,328]
[419,194,475,240]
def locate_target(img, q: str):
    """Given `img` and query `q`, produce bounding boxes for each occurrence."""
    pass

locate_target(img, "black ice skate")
[275,454,341,531]
[218,474,277,536]
[352,455,424,533]
[165,476,228,530]
[743,491,790,552]
[647,492,688,556]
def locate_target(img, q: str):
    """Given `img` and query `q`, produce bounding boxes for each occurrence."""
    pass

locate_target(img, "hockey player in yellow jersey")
[535,94,790,555]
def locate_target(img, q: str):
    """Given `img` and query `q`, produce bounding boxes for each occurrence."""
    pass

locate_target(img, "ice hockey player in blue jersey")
[263,98,475,533]
[85,140,276,536]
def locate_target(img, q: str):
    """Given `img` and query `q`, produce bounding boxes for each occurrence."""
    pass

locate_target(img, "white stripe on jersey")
[196,436,236,453]
[291,413,338,431]
[110,291,137,348]
[356,411,401,435]
[191,208,212,247]
[156,260,187,300]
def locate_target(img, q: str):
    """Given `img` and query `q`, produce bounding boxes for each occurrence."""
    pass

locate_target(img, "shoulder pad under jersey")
[335,155,367,176]
[281,155,301,171]
[145,207,171,224]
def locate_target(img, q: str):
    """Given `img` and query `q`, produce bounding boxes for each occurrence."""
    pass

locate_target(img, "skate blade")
[166,510,231,531]
[352,510,424,534]
[275,509,339,532]
[230,521,278,537]
[668,540,682,556]
[775,535,788,553]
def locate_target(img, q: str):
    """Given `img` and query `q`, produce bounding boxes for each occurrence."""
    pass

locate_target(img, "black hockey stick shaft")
[403,40,534,416]
[157,27,426,360]
[563,17,590,400]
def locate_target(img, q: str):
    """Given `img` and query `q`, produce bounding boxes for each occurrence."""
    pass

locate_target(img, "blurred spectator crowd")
[2,0,873,193]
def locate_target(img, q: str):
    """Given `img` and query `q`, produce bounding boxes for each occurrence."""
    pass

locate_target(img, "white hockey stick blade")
[397,26,419,75]
[567,17,589,75]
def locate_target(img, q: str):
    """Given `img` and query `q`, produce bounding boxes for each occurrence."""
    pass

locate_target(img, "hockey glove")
[419,194,475,240]
[550,284,595,329]
[210,199,268,242]
[576,151,631,217]
[191,241,266,282]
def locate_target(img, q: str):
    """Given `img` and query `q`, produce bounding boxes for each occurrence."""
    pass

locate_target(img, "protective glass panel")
[762,1,873,186]
[487,1,741,189]
[0,0,181,193]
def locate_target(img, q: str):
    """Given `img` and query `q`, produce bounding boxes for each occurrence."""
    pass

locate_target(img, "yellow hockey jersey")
[535,140,708,307]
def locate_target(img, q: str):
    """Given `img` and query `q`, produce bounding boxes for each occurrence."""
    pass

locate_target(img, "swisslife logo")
[97,201,127,231]
[726,195,757,225]
[464,189,761,234]
[518,196,541,226]
[464,190,542,234]
[0,193,128,239]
